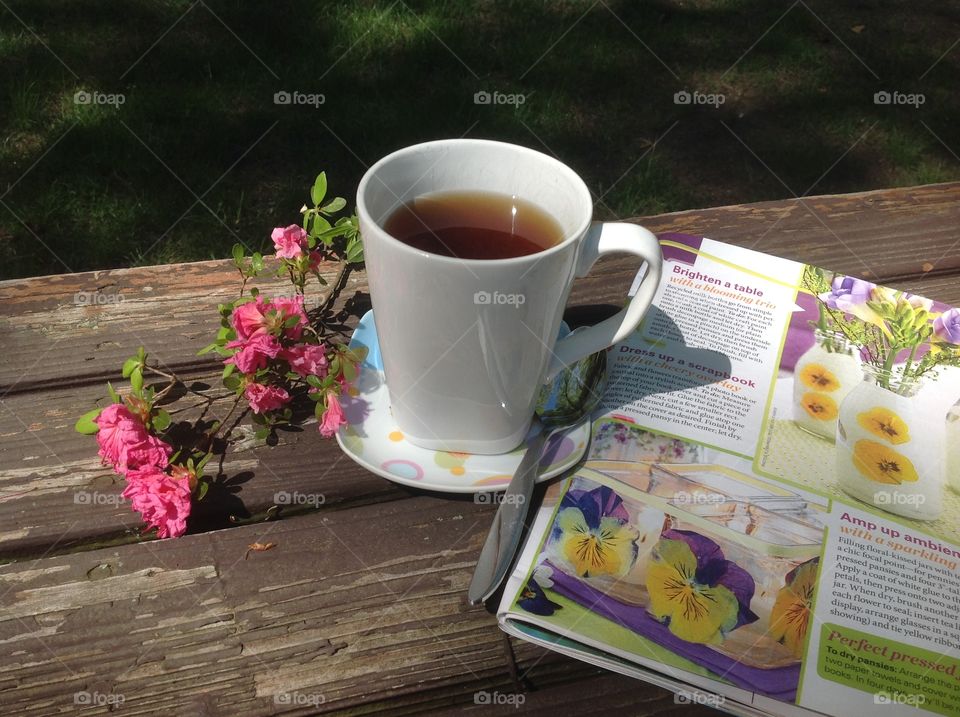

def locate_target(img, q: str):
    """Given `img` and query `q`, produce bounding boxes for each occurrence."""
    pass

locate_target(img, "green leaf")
[311,172,327,206]
[106,381,121,404]
[320,196,346,214]
[314,401,324,419]
[75,407,102,434]
[311,214,331,236]
[345,235,364,264]
[152,409,171,432]
[223,374,241,391]
[196,480,210,501]
[254,427,270,440]
[305,374,323,388]
[121,357,139,378]
[232,243,244,264]
[130,366,144,395]
[197,342,219,356]
[222,362,236,380]
[251,253,264,273]
[342,359,358,383]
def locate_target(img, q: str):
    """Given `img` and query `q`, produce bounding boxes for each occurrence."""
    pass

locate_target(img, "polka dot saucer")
[335,311,590,493]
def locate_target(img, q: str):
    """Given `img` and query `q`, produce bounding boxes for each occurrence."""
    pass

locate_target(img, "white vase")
[793,330,861,441]
[948,401,960,494]
[836,367,943,520]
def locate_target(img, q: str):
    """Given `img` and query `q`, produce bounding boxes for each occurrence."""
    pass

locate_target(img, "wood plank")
[0,497,702,716]
[2,187,960,558]
[2,183,958,393]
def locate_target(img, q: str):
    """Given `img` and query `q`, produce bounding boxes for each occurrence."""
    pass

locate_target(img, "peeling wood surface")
[1,184,958,715]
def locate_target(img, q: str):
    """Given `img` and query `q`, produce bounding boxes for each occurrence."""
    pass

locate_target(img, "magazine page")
[498,234,960,717]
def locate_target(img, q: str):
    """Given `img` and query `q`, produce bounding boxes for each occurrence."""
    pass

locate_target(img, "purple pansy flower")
[550,485,639,578]
[646,528,758,644]
[517,565,562,616]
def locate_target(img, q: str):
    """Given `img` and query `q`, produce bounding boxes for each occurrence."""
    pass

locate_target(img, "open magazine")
[497,234,960,717]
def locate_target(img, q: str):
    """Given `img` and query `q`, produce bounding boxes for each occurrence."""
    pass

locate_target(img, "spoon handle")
[467,426,549,606]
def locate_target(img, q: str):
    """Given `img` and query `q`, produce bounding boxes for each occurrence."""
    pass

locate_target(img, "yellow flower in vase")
[857,407,910,445]
[800,392,838,421]
[799,363,840,392]
[769,558,818,658]
[852,440,919,484]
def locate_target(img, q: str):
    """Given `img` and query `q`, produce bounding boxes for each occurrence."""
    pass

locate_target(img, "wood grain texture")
[1,183,958,715]
[0,499,669,716]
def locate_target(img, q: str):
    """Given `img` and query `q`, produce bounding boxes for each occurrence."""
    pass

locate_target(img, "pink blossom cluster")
[272,224,324,270]
[224,292,347,437]
[95,404,190,539]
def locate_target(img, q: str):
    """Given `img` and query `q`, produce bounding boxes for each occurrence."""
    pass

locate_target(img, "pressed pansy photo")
[756,264,960,545]
[511,472,825,703]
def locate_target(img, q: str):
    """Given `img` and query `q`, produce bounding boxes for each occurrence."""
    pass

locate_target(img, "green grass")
[0,0,958,279]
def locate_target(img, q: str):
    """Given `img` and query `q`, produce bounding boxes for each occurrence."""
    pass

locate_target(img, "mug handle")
[545,222,663,379]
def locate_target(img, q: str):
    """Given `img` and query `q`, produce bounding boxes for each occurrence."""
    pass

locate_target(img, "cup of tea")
[357,139,662,454]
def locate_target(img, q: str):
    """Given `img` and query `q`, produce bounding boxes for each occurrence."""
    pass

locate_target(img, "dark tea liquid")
[383,190,564,259]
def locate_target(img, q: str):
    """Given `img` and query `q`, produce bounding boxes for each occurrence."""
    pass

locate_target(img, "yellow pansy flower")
[857,407,910,445]
[645,533,757,645]
[852,440,919,484]
[556,508,639,578]
[799,363,840,392]
[800,392,838,421]
[769,558,818,658]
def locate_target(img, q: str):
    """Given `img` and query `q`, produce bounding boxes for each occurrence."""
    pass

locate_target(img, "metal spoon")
[467,344,607,605]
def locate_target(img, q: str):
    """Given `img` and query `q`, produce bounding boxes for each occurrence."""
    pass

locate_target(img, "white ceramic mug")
[357,139,662,454]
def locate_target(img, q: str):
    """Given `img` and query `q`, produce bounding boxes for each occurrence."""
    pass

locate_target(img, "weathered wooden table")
[2,183,958,715]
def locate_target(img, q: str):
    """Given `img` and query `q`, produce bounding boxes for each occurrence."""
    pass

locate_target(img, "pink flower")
[232,297,269,340]
[308,250,325,273]
[269,295,309,340]
[225,333,283,374]
[123,467,192,539]
[281,344,329,377]
[319,391,347,437]
[272,224,308,259]
[245,382,291,414]
[95,403,172,473]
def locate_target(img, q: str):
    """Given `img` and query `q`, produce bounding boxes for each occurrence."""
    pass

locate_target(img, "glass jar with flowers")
[947,399,960,494]
[792,296,861,440]
[813,273,960,520]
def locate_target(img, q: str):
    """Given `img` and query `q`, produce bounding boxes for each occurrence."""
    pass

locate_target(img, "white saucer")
[335,311,590,493]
